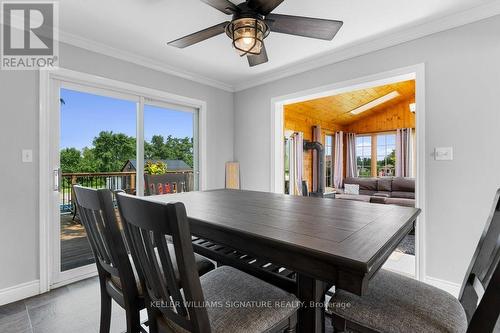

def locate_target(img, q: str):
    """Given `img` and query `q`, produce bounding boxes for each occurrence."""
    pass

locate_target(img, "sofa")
[336,177,415,207]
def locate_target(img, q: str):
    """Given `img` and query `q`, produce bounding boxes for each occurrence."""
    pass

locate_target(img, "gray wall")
[234,15,500,284]
[0,43,234,289]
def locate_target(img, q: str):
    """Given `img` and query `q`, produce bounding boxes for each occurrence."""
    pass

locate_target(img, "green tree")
[60,148,81,173]
[78,147,99,172]
[92,131,136,172]
[60,132,193,173]
[144,135,193,167]
[164,135,194,167]
[357,156,372,177]
[387,149,396,167]
[145,135,166,159]
[376,149,396,175]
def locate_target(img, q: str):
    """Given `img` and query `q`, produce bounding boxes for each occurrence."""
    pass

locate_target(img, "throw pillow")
[344,184,360,195]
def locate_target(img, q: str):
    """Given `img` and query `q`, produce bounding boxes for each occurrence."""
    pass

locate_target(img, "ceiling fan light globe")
[242,37,253,45]
[227,17,268,56]
[234,38,262,55]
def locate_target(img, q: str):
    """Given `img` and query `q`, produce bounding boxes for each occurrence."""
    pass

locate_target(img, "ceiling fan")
[168,0,343,67]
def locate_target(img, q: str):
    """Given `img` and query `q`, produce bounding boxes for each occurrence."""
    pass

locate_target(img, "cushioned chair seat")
[203,266,299,333]
[161,266,299,333]
[329,269,467,333]
[110,244,214,295]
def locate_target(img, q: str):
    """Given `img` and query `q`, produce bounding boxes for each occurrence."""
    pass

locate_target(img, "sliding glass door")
[50,80,199,286]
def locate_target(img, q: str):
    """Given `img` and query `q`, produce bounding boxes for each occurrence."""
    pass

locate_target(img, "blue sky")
[60,89,194,149]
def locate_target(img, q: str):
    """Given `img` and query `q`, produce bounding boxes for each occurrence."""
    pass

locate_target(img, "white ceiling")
[59,0,499,90]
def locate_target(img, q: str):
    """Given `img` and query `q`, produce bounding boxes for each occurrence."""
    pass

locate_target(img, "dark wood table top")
[146,189,420,290]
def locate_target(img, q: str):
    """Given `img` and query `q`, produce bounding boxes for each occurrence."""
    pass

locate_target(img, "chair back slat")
[93,209,115,264]
[126,223,164,301]
[154,233,188,316]
[459,189,500,330]
[73,186,138,298]
[140,228,172,301]
[116,193,211,333]
[79,206,110,265]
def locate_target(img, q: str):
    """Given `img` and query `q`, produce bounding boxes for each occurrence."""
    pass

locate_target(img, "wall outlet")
[22,149,33,163]
[434,147,453,161]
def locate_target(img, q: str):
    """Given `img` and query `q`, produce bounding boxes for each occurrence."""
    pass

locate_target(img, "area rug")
[395,234,415,255]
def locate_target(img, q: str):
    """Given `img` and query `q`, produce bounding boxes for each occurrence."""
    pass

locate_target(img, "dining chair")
[73,186,215,333]
[116,192,300,333]
[328,189,500,333]
[73,186,144,333]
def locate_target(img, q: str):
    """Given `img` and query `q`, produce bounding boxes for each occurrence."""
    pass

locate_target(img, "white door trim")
[39,70,50,293]
[270,63,426,281]
[39,67,208,292]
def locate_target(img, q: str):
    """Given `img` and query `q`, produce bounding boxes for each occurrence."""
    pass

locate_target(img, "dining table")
[146,189,421,333]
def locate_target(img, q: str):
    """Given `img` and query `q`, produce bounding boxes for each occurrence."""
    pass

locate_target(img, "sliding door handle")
[53,168,61,191]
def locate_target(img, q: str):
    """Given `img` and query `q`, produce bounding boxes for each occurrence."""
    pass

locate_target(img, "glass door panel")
[58,87,137,276]
[142,101,198,196]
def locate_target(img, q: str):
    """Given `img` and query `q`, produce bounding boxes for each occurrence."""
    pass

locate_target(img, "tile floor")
[0,277,131,333]
[0,276,334,333]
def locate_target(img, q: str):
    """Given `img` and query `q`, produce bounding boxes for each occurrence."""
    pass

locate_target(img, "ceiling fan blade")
[247,0,284,15]
[200,0,238,14]
[168,22,229,48]
[266,14,343,40]
[247,44,268,67]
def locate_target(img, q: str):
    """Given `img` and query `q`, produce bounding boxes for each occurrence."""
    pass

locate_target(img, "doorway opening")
[272,65,425,279]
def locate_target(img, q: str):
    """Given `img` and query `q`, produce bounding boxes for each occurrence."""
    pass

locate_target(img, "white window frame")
[375,132,397,177]
[355,135,372,178]
[324,134,334,188]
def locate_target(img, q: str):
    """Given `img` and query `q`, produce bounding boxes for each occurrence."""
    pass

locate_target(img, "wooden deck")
[60,214,95,271]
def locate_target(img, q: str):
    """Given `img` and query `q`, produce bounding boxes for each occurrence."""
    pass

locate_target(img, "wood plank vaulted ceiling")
[285,80,415,126]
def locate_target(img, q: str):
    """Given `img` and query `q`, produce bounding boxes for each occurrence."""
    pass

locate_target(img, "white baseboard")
[0,280,40,306]
[425,276,461,298]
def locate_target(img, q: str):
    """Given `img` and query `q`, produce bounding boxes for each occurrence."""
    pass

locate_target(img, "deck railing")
[60,171,194,212]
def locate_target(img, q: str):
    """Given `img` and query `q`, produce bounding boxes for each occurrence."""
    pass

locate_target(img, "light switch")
[435,147,453,161]
[22,149,33,163]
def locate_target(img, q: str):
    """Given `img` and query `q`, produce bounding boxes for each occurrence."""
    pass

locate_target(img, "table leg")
[296,274,329,333]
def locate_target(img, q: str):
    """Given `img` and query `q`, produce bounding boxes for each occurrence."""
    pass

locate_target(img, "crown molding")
[54,1,500,93]
[58,30,235,92]
[233,1,500,91]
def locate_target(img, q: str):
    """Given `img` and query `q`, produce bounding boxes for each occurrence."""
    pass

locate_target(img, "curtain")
[333,131,344,189]
[312,125,321,192]
[289,132,303,196]
[345,133,357,178]
[396,128,413,177]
